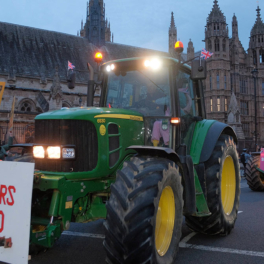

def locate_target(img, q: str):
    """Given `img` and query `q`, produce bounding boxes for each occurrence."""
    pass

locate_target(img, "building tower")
[204,0,230,124]
[79,0,112,47]
[248,6,264,146]
[249,6,264,68]
[105,19,111,42]
[187,39,194,63]
[169,12,177,56]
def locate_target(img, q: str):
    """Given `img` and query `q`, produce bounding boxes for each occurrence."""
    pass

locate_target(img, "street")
[24,178,264,264]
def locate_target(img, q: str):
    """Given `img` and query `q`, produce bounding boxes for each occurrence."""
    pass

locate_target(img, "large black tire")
[245,155,264,191]
[186,134,240,235]
[104,157,183,264]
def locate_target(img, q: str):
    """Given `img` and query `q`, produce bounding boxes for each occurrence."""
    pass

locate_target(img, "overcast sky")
[0,0,262,53]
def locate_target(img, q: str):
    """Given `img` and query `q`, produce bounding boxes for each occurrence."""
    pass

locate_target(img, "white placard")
[0,161,34,264]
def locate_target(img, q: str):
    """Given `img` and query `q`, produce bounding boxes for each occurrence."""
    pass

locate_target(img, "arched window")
[253,50,257,65]
[215,38,220,52]
[223,39,226,52]
[92,12,99,26]
[62,101,71,108]
[208,39,212,50]
[20,102,32,112]
[92,27,98,37]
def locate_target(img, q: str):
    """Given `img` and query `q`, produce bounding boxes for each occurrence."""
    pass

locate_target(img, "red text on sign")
[0,211,4,233]
[0,185,16,206]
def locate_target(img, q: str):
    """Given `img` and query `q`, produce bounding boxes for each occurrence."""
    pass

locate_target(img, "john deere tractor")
[5,55,240,263]
[245,152,264,191]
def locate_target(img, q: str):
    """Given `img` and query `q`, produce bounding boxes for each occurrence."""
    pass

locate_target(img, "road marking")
[180,232,197,243]
[238,211,243,214]
[62,231,105,239]
[179,243,264,257]
[64,229,264,258]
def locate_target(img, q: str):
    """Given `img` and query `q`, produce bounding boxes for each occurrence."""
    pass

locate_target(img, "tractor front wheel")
[186,134,240,235]
[245,156,264,191]
[104,157,183,264]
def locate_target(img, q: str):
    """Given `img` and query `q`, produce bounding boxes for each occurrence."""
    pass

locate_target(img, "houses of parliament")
[0,0,263,149]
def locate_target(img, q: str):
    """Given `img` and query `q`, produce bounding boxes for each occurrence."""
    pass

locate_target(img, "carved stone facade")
[0,0,167,144]
[202,1,264,150]
[227,92,245,140]
[79,0,113,46]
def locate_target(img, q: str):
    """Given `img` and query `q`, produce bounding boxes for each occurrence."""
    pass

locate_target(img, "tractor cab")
[99,57,206,154]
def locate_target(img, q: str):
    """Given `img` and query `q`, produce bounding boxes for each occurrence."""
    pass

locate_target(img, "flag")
[0,82,6,107]
[68,61,75,70]
[8,96,15,138]
[201,48,213,60]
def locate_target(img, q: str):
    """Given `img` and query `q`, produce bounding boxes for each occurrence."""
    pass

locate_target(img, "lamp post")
[251,68,258,150]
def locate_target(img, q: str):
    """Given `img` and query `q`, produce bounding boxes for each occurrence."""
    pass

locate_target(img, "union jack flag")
[68,61,75,70]
[201,48,213,59]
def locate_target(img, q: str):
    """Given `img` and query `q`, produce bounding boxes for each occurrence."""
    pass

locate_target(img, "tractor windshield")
[105,66,171,117]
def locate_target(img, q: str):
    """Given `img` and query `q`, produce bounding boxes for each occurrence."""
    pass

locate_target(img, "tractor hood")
[35,107,144,121]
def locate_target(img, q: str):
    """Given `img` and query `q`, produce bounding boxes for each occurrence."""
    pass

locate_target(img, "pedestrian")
[240,148,251,169]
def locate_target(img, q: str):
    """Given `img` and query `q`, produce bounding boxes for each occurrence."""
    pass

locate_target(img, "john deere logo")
[99,125,106,136]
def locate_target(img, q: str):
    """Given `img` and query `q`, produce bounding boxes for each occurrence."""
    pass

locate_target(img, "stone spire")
[232,13,238,39]
[170,11,176,29]
[227,92,245,140]
[207,0,226,23]
[49,66,63,110]
[251,6,264,36]
[187,39,194,62]
[105,18,111,42]
[80,0,106,47]
[169,12,177,56]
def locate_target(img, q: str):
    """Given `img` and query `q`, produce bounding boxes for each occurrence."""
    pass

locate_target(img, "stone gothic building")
[1,0,262,149]
[0,0,167,144]
[202,0,264,149]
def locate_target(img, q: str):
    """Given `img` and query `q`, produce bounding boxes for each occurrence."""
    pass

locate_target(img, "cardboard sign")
[0,161,34,264]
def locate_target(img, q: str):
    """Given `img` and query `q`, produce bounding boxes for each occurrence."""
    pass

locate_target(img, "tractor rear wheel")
[245,155,264,191]
[104,157,183,264]
[186,134,240,235]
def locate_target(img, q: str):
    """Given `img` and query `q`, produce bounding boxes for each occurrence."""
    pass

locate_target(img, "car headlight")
[62,148,75,159]
[33,146,45,158]
[47,146,61,159]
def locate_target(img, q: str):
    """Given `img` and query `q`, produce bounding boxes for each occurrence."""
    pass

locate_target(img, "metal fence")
[0,124,35,145]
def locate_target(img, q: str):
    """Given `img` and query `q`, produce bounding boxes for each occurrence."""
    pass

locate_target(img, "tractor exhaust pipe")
[87,63,95,107]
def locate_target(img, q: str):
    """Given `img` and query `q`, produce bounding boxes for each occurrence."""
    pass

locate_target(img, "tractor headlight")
[62,148,75,159]
[47,146,61,159]
[33,146,45,158]
[144,58,162,70]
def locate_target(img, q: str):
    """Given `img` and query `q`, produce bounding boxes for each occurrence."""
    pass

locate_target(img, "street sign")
[0,161,34,264]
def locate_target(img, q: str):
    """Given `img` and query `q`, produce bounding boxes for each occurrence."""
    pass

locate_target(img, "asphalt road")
[3,177,264,264]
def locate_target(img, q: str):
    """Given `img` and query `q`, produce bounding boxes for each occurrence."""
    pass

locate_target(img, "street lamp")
[251,68,258,150]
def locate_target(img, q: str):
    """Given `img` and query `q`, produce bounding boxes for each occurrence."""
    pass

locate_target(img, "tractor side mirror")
[67,71,76,89]
[191,60,207,80]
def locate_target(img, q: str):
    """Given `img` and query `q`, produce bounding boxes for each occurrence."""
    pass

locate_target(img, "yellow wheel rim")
[155,186,175,256]
[221,156,236,215]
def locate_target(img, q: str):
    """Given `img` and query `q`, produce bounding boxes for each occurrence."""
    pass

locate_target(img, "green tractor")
[4,55,240,263]
[245,152,264,191]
